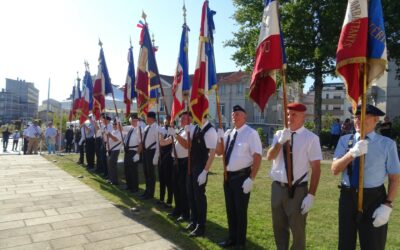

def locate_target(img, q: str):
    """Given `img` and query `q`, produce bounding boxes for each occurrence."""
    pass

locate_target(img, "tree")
[226,0,400,135]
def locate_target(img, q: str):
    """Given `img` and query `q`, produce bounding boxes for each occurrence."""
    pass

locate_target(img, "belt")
[274,181,308,188]
[338,184,385,192]
[227,167,251,177]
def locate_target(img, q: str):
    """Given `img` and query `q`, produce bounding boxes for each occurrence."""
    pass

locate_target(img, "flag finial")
[98,39,103,48]
[183,2,187,24]
[84,60,89,71]
[152,33,155,45]
[142,10,147,24]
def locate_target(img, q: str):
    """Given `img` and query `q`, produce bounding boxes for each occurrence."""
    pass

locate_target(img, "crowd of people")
[1,102,399,249]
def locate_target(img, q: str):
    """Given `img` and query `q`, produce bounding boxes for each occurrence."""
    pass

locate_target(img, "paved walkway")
[0,155,178,250]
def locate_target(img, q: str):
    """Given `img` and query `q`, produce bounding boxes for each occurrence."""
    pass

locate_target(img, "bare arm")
[215,138,224,156]
[204,149,216,172]
[387,174,400,203]
[159,135,173,146]
[308,160,321,196]
[267,143,282,161]
[250,153,262,180]
[331,151,354,175]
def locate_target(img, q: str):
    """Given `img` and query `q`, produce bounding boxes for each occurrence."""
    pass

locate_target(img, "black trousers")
[107,150,119,185]
[85,138,95,168]
[78,142,85,164]
[12,140,19,151]
[65,139,73,153]
[224,170,251,246]
[124,150,139,192]
[338,185,387,250]
[159,154,173,203]
[95,137,103,171]
[143,148,156,198]
[23,138,28,154]
[100,143,108,176]
[187,165,208,227]
[173,158,189,218]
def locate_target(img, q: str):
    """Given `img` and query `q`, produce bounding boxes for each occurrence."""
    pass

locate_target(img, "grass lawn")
[42,153,400,249]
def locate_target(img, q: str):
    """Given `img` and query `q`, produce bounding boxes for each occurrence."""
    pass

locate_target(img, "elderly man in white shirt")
[215,105,262,249]
[267,102,322,250]
[26,121,42,154]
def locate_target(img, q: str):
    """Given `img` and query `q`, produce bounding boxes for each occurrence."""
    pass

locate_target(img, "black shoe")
[130,189,139,193]
[176,216,188,223]
[164,203,172,209]
[186,223,196,231]
[235,245,245,250]
[218,239,236,248]
[168,212,179,219]
[189,225,205,237]
[156,200,164,206]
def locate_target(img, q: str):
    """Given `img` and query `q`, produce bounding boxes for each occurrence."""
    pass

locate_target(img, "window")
[325,93,329,99]
[219,85,225,95]
[237,84,244,95]
[220,103,225,116]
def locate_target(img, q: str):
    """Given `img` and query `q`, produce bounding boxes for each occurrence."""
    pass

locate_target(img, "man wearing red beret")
[267,102,322,249]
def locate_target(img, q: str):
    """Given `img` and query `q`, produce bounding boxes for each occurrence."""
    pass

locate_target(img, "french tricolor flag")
[249,0,286,112]
[336,0,368,108]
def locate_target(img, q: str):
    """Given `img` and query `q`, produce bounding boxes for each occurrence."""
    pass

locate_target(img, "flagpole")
[98,41,126,149]
[281,67,293,194]
[215,86,227,181]
[357,63,367,214]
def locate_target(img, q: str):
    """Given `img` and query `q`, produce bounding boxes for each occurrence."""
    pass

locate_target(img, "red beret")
[287,102,307,112]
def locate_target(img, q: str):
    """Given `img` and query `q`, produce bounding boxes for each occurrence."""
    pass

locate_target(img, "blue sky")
[0,0,241,102]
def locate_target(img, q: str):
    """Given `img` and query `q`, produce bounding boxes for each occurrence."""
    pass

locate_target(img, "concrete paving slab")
[0,155,179,250]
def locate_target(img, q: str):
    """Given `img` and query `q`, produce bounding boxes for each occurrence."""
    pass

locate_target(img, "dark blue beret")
[147,111,156,119]
[348,104,385,116]
[233,105,246,113]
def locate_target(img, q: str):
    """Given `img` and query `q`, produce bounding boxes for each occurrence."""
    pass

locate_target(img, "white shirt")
[122,125,141,150]
[189,121,217,150]
[270,126,322,183]
[102,123,113,143]
[174,128,188,158]
[25,125,42,138]
[109,129,122,151]
[143,123,159,150]
[223,124,262,171]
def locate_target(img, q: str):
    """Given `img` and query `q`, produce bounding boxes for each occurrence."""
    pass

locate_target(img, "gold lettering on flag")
[369,23,385,42]
[343,0,362,48]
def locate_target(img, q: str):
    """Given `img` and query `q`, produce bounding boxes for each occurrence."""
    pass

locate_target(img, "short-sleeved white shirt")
[189,121,217,150]
[223,124,262,171]
[174,129,188,158]
[270,126,322,183]
[109,129,122,151]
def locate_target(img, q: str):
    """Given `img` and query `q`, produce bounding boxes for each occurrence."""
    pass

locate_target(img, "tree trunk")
[314,65,323,136]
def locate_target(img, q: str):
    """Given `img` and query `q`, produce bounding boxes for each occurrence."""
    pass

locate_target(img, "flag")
[93,45,113,120]
[68,86,76,122]
[78,69,93,125]
[135,21,161,117]
[124,44,136,118]
[336,0,368,109]
[171,23,190,123]
[367,0,387,83]
[190,1,217,125]
[249,0,287,112]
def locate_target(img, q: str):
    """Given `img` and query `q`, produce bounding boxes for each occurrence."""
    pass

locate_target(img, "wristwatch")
[384,199,393,208]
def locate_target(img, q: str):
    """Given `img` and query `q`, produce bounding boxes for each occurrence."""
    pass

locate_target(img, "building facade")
[0,78,39,124]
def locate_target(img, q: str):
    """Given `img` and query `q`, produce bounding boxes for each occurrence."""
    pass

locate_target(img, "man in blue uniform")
[331,104,400,250]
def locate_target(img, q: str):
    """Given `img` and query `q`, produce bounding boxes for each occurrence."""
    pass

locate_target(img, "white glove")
[242,177,253,194]
[372,204,392,227]
[115,117,121,123]
[217,128,224,140]
[301,193,315,215]
[349,140,369,158]
[197,170,208,186]
[278,128,291,144]
[153,153,159,165]
[184,125,190,133]
[133,154,140,163]
[168,127,175,136]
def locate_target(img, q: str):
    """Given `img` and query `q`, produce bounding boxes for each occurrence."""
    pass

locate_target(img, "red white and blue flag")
[190,0,217,125]
[124,43,136,118]
[171,23,190,123]
[249,0,287,112]
[136,21,161,117]
[78,68,93,125]
[367,0,387,83]
[336,0,368,109]
[93,44,113,120]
